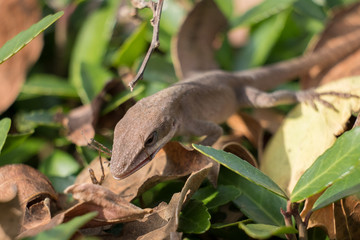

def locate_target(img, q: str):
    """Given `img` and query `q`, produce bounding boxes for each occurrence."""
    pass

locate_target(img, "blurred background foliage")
[0,0,359,237]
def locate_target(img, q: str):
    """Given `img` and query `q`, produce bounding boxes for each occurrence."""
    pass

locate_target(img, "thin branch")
[128,0,164,91]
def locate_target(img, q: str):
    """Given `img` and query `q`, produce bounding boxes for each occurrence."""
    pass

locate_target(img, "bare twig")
[281,201,297,240]
[128,0,164,91]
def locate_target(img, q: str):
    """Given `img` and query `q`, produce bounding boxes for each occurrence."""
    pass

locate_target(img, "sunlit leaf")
[313,167,360,210]
[291,127,360,202]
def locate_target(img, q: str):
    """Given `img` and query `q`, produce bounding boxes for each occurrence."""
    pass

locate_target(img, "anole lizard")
[110,29,360,179]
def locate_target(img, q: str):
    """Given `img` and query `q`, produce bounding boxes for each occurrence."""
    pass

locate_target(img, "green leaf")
[111,22,148,67]
[0,138,45,166]
[0,12,63,64]
[39,150,81,177]
[25,212,97,240]
[102,84,145,115]
[238,223,298,239]
[220,169,286,226]
[1,130,34,155]
[193,185,241,209]
[294,0,326,21]
[48,176,76,193]
[70,0,120,103]
[0,118,11,154]
[193,144,287,199]
[16,110,59,132]
[313,167,360,210]
[291,127,360,202]
[178,200,211,234]
[231,0,295,27]
[234,9,290,70]
[20,74,78,98]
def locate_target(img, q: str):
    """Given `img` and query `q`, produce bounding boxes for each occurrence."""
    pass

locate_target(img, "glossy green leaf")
[0,118,11,154]
[111,22,148,67]
[291,127,360,202]
[294,0,326,21]
[20,74,78,98]
[193,185,241,209]
[231,0,295,27]
[40,150,81,177]
[1,130,34,155]
[70,0,120,103]
[238,223,298,239]
[25,212,97,240]
[178,200,211,234]
[234,9,290,70]
[102,84,145,114]
[0,12,63,64]
[220,169,287,226]
[313,167,360,210]
[194,144,287,198]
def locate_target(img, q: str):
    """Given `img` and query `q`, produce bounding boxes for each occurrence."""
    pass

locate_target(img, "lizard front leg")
[184,119,223,146]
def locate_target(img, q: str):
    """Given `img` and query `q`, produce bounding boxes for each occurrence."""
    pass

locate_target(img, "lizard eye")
[145,131,158,147]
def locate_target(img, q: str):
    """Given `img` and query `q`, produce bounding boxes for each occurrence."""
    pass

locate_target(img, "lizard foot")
[298,90,360,111]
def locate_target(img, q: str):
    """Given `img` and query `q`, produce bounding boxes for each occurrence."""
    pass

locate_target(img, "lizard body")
[110,29,360,179]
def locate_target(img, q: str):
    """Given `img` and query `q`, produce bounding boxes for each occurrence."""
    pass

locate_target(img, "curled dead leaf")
[121,164,211,239]
[172,0,227,78]
[0,164,57,237]
[300,192,336,239]
[76,142,214,202]
[301,3,360,88]
[0,0,43,113]
[63,183,151,228]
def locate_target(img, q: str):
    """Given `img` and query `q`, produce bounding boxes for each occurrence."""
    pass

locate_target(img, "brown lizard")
[110,29,360,179]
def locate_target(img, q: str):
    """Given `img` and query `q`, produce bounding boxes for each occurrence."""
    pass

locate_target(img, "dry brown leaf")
[76,142,214,202]
[334,196,360,240]
[226,112,263,148]
[222,142,258,168]
[0,184,22,240]
[172,0,227,79]
[301,3,360,89]
[300,193,336,239]
[0,164,58,237]
[63,183,152,228]
[120,164,211,239]
[0,0,43,113]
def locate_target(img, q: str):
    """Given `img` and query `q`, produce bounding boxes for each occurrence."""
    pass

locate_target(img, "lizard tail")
[234,28,360,91]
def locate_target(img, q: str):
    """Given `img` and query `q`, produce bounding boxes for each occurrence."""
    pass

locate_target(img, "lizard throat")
[115,148,160,179]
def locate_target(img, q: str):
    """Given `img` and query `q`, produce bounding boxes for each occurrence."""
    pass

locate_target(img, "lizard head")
[110,100,178,179]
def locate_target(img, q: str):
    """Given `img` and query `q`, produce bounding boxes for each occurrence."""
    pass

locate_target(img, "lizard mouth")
[114,149,160,179]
